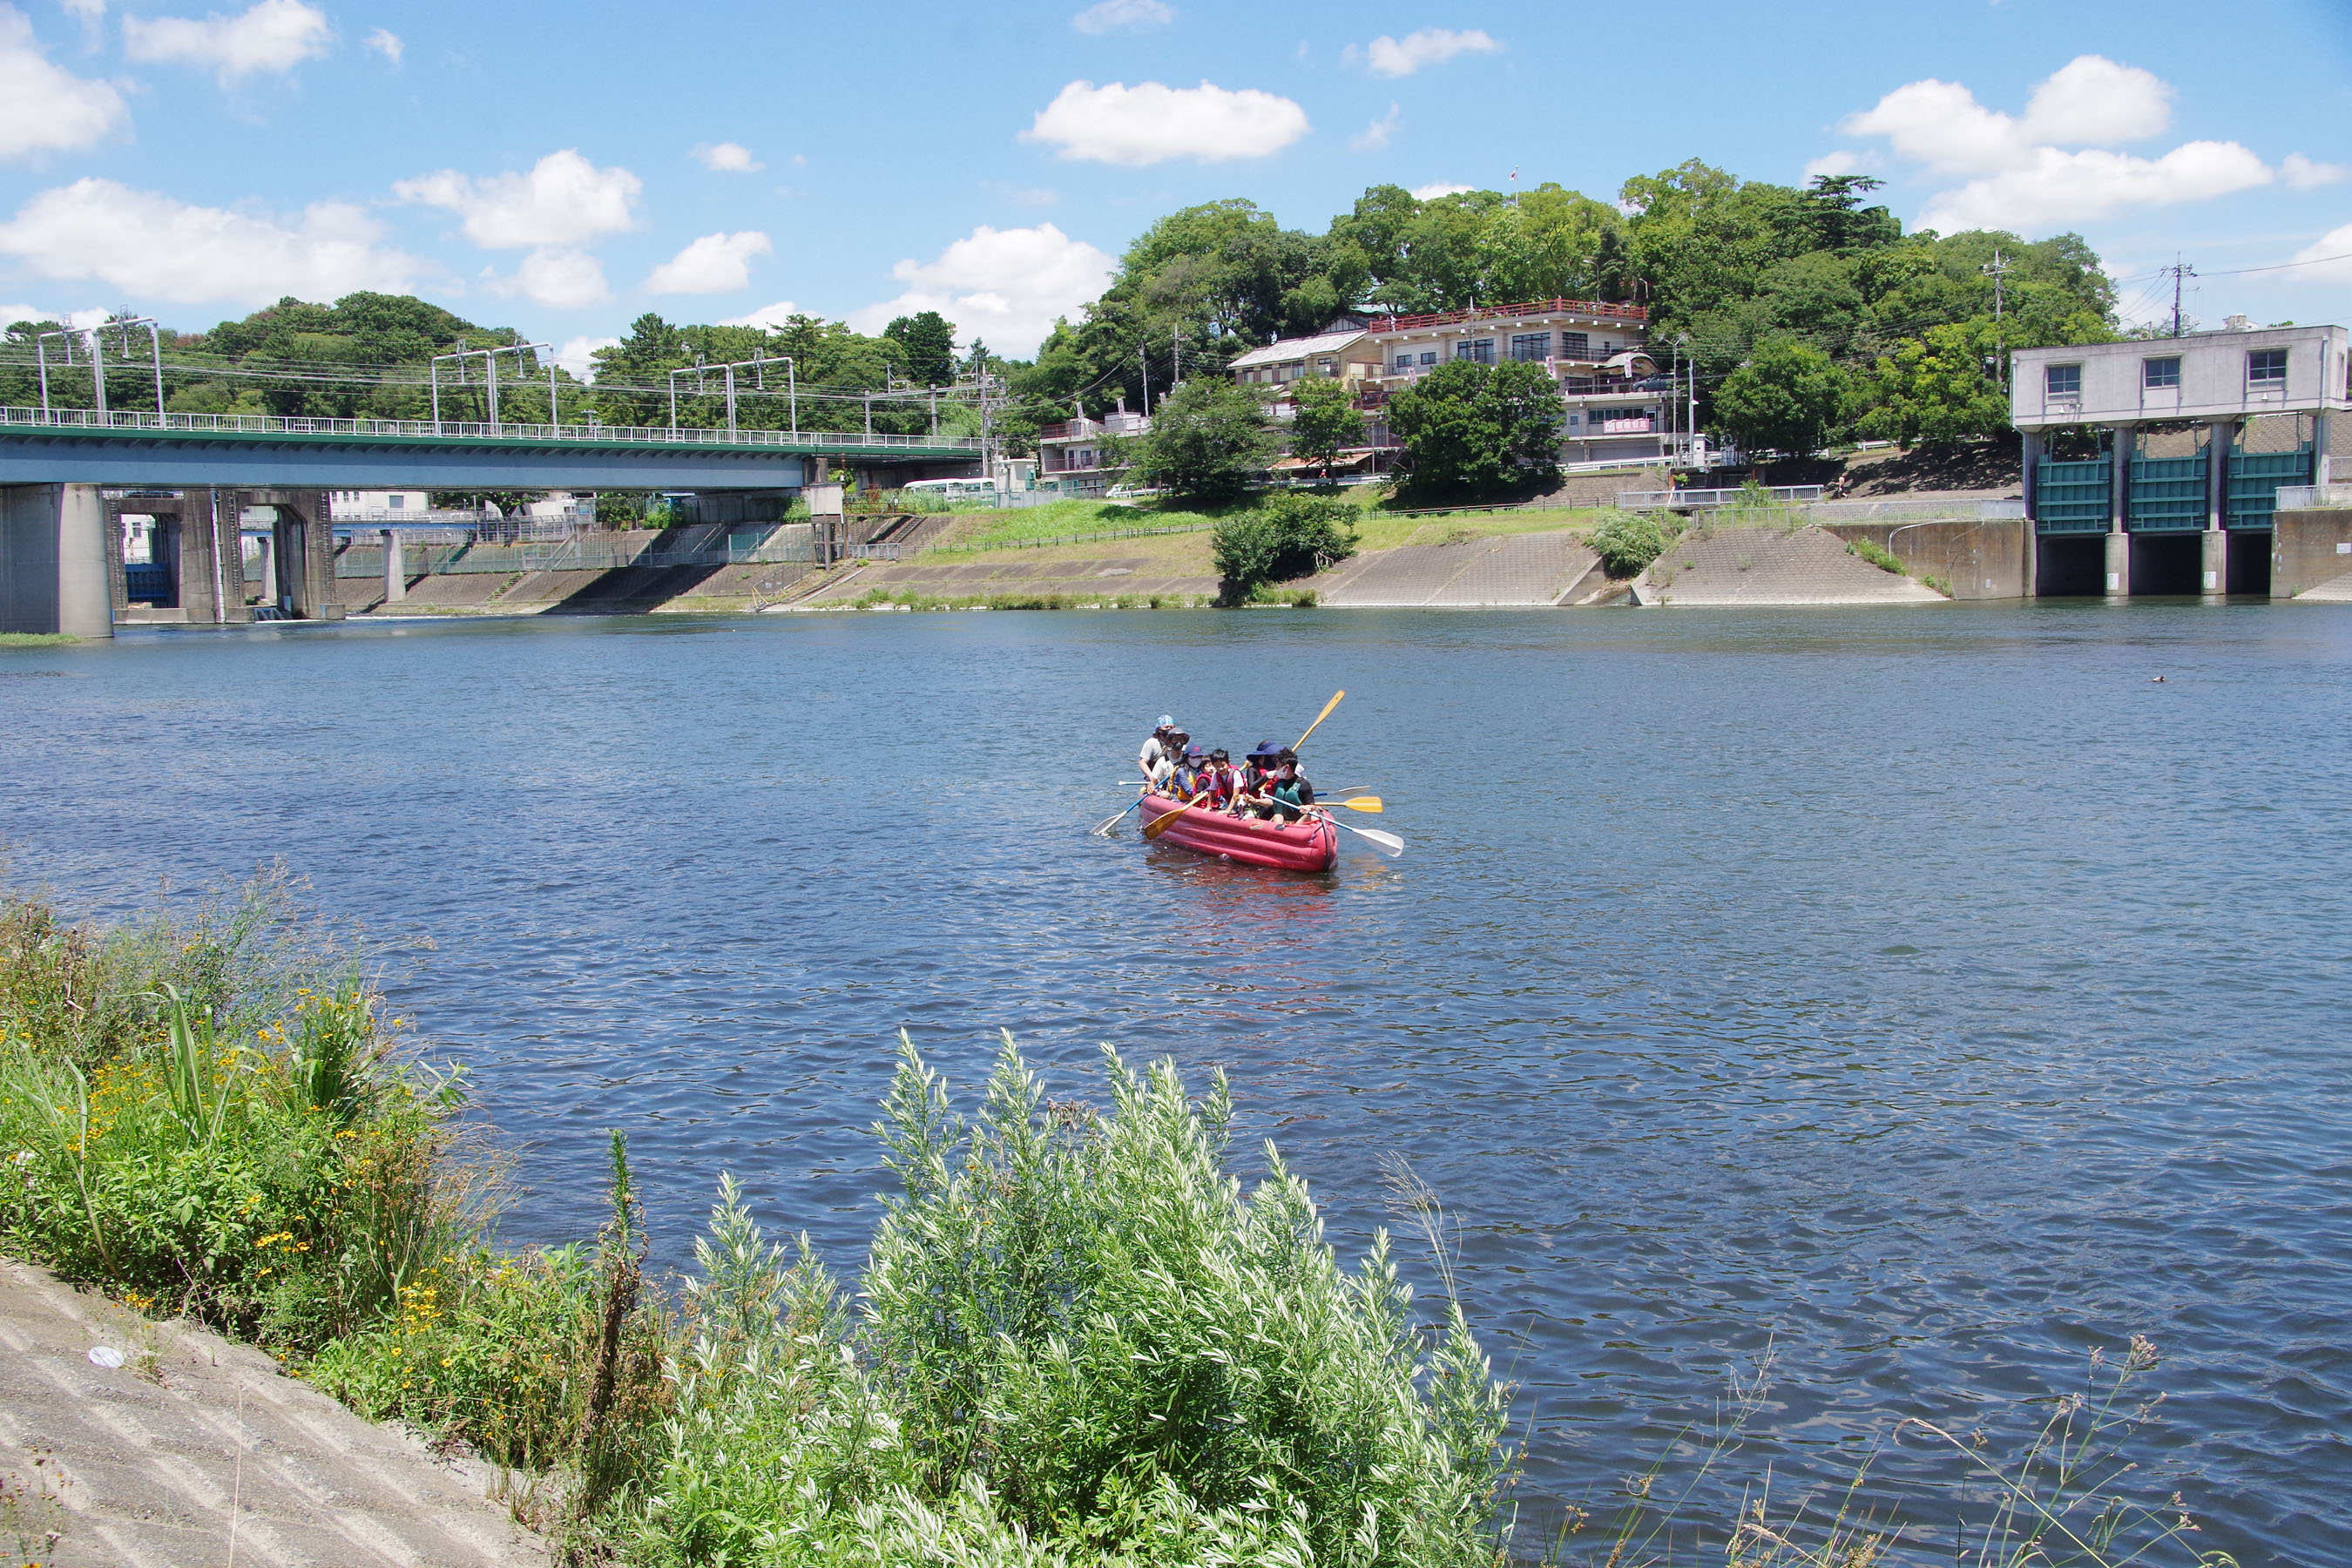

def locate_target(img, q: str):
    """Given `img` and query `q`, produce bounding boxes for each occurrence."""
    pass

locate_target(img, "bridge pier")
[103,489,250,625]
[0,483,112,637]
[241,489,341,620]
[382,528,405,605]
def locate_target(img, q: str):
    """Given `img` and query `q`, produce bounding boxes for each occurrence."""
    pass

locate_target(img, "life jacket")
[1200,765,1236,806]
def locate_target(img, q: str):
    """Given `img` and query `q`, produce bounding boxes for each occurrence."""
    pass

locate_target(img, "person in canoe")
[1232,742,1282,818]
[1267,749,1317,823]
[1170,744,1213,800]
[1139,716,1179,778]
[1198,747,1240,810]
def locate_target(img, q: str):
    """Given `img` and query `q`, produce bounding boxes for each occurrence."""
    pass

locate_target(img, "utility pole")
[1139,344,1151,419]
[1982,247,2013,390]
[1172,324,1181,388]
[2162,256,2198,338]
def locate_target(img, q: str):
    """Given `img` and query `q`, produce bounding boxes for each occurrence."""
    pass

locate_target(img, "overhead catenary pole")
[2163,255,2198,338]
[1983,247,2014,389]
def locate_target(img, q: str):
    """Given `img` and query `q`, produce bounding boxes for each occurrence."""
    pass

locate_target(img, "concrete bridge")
[0,406,983,635]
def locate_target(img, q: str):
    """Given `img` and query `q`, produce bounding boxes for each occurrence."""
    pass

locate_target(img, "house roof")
[1227,329,1369,369]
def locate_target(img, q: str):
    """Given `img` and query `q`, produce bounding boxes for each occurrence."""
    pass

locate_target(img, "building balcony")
[1363,296,1646,331]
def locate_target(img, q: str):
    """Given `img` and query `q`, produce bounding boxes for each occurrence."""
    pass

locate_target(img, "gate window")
[2247,348,2288,385]
[2045,363,2082,395]
[2142,356,2180,389]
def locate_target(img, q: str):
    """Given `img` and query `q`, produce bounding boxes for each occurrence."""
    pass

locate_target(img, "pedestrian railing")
[0,405,983,453]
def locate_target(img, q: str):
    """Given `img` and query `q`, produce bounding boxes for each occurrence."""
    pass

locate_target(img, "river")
[5,604,2349,1564]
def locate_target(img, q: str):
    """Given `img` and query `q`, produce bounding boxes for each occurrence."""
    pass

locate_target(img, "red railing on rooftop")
[1367,297,1646,332]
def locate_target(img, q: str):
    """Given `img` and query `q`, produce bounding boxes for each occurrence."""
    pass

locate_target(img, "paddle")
[1091,796,1145,837]
[1292,689,1344,752]
[1324,814,1405,857]
[1140,803,1192,840]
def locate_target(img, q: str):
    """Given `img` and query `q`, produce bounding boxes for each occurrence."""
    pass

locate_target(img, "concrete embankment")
[0,1254,545,1566]
[1634,524,1947,606]
[1299,529,1606,606]
[2272,506,2352,598]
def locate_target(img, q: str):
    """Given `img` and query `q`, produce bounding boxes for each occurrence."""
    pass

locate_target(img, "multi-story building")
[1035,403,1150,495]
[1227,297,1680,470]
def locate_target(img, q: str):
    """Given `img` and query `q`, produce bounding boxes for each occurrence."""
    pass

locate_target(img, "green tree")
[1211,491,1360,602]
[884,310,957,389]
[1850,319,2011,449]
[1129,377,1276,502]
[1286,377,1365,480]
[1386,359,1563,500]
[1712,338,1849,457]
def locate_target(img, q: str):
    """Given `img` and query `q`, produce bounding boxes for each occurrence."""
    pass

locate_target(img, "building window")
[1560,331,1590,359]
[2142,357,2180,389]
[1419,351,1437,367]
[1392,355,1413,373]
[2247,348,2288,385]
[388,493,406,509]
[1456,338,1495,364]
[1511,332,1551,362]
[2045,363,2082,396]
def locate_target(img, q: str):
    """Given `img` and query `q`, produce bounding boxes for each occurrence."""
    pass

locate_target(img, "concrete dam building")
[2012,324,2347,597]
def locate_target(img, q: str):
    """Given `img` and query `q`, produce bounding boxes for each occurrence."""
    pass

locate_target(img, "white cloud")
[1022,78,1308,166]
[1845,55,2274,233]
[2288,223,2352,284]
[0,177,422,303]
[1070,0,1171,34]
[487,246,608,309]
[1919,142,2270,232]
[848,222,1116,359]
[1350,103,1400,153]
[363,25,399,65]
[2281,153,2347,191]
[720,300,800,328]
[122,0,331,80]
[1346,28,1499,78]
[0,7,127,159]
[58,0,103,17]
[644,230,772,294]
[553,334,618,378]
[1802,150,1868,180]
[394,150,641,249]
[1409,182,1472,199]
[1844,55,2173,175]
[692,140,761,172]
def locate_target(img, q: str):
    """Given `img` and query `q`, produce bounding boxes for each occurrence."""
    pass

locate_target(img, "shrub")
[1211,491,1358,604]
[1846,537,1906,574]
[625,1033,1514,1567]
[1589,509,1677,578]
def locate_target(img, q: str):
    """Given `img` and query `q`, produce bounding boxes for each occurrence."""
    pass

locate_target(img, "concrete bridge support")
[382,528,406,605]
[242,489,341,620]
[104,490,250,625]
[0,483,112,637]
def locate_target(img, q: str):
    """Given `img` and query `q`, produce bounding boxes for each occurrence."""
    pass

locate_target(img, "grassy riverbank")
[1,876,2233,1567]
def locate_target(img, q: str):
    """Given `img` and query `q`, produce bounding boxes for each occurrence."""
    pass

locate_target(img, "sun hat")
[1156,714,1175,728]
[1247,740,1281,759]
[1186,744,1206,759]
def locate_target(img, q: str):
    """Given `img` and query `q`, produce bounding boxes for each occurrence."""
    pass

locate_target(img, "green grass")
[930,499,1223,553]
[1846,537,1908,574]
[0,633,78,647]
[0,880,2235,1568]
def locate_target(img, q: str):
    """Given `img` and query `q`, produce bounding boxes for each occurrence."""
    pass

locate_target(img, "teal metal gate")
[2035,458,2112,533]
[2127,455,2207,531]
[2225,449,2315,531]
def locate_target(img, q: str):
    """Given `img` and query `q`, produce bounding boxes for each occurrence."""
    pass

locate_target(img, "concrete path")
[1306,529,1602,606]
[1633,524,1945,606]
[0,1254,548,1567]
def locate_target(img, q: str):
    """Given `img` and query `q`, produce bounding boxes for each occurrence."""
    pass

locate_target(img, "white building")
[1227,297,1677,470]
[1037,404,1149,494]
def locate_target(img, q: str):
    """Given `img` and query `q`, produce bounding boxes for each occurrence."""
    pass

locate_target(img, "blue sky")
[1,0,2346,369]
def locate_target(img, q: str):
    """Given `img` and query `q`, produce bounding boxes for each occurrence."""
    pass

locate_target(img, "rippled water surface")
[5,604,2349,1564]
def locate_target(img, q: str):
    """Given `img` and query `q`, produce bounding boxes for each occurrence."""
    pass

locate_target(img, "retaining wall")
[2270,508,2352,598]
[1817,518,2031,600]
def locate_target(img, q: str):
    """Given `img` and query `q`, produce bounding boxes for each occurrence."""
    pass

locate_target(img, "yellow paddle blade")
[1140,805,1190,840]
[1292,689,1344,752]
[1331,795,1382,813]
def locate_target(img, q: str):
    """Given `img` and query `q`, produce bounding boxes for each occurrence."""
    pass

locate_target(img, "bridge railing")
[0,405,983,454]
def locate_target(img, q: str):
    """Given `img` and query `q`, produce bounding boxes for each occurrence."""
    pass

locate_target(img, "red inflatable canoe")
[1137,792,1339,873]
